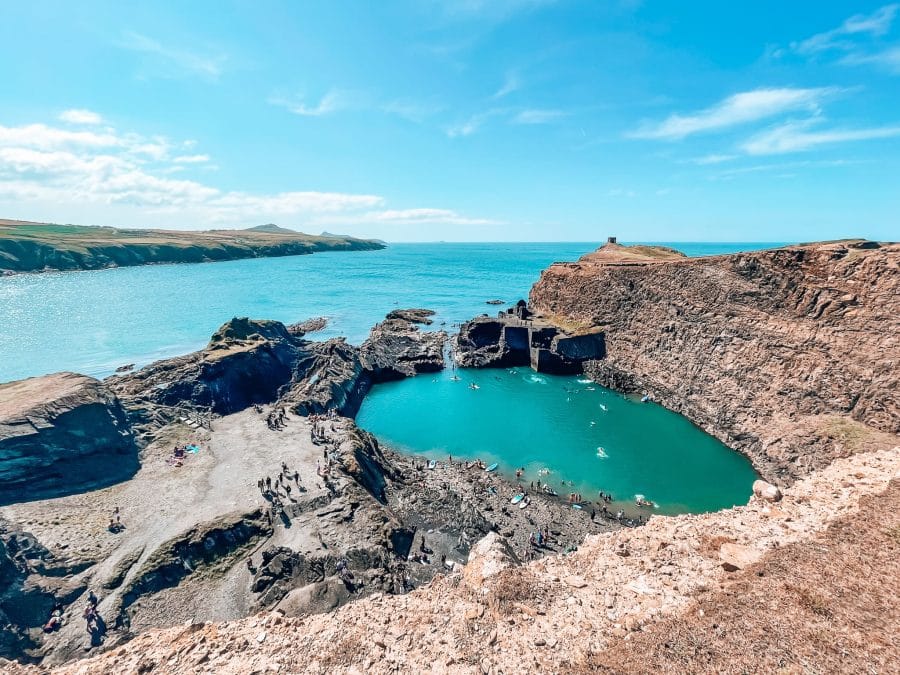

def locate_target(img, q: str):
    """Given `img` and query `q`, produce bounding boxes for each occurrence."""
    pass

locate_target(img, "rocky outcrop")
[454,301,605,374]
[108,318,303,421]
[285,317,328,337]
[359,309,447,383]
[0,373,138,505]
[279,339,368,417]
[530,240,900,484]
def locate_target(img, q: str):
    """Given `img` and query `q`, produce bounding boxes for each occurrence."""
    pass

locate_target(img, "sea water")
[357,367,758,515]
[0,242,783,383]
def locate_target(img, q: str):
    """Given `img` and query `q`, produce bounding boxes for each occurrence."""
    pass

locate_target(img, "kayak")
[427,460,436,470]
[510,493,525,505]
[485,462,499,472]
[518,499,529,509]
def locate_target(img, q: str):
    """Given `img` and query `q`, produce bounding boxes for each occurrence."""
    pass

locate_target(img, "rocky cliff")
[0,220,384,274]
[0,373,138,505]
[530,240,900,484]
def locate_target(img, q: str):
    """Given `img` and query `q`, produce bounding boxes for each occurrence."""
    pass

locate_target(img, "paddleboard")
[485,462,498,472]
[511,493,525,505]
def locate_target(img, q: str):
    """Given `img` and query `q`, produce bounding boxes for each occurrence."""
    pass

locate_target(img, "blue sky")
[0,1,898,242]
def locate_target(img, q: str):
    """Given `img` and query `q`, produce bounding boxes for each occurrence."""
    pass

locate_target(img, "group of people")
[266,407,288,430]
[257,462,304,523]
[82,590,105,640]
[107,506,124,533]
[166,443,200,467]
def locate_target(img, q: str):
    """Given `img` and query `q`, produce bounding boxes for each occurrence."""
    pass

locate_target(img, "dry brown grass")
[487,567,543,611]
[573,479,900,674]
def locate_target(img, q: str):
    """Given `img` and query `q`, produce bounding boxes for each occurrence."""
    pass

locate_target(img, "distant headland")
[0,219,385,274]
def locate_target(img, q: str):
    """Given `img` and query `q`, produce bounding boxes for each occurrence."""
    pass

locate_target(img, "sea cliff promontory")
[0,220,384,274]
[530,239,899,485]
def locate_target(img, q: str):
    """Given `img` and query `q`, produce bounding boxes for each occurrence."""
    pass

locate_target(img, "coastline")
[0,220,385,275]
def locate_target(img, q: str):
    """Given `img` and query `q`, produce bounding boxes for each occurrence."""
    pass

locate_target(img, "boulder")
[718,542,762,571]
[463,532,520,591]
[0,373,138,504]
[752,480,783,502]
[274,577,351,617]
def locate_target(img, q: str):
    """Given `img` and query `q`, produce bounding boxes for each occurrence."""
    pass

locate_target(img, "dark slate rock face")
[0,373,139,505]
[359,310,447,383]
[108,317,304,419]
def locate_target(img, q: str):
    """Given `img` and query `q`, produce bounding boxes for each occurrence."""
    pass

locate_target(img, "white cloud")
[270,90,352,117]
[0,115,492,230]
[364,208,499,226]
[59,109,104,125]
[380,100,443,123]
[118,30,225,79]
[512,109,567,124]
[741,120,900,155]
[630,87,840,140]
[841,45,900,73]
[173,154,210,164]
[493,72,521,99]
[792,4,898,55]
[688,153,738,165]
[446,109,506,137]
[607,188,637,198]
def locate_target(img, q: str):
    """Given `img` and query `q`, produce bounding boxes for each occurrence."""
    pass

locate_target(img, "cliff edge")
[530,240,900,484]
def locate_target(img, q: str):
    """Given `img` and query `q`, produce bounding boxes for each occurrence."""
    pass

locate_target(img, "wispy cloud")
[493,72,521,99]
[841,44,900,73]
[512,109,567,124]
[708,158,868,180]
[687,153,738,165]
[59,109,103,125]
[269,90,355,117]
[607,188,637,198]
[741,120,900,155]
[629,87,841,140]
[172,154,210,164]
[791,4,898,55]
[446,108,507,137]
[364,208,500,226]
[380,99,444,123]
[118,30,225,79]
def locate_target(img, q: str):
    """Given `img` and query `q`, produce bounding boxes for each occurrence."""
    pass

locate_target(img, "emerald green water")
[357,367,757,515]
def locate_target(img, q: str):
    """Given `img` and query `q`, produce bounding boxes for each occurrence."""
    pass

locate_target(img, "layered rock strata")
[359,309,447,382]
[0,374,138,505]
[530,240,900,484]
